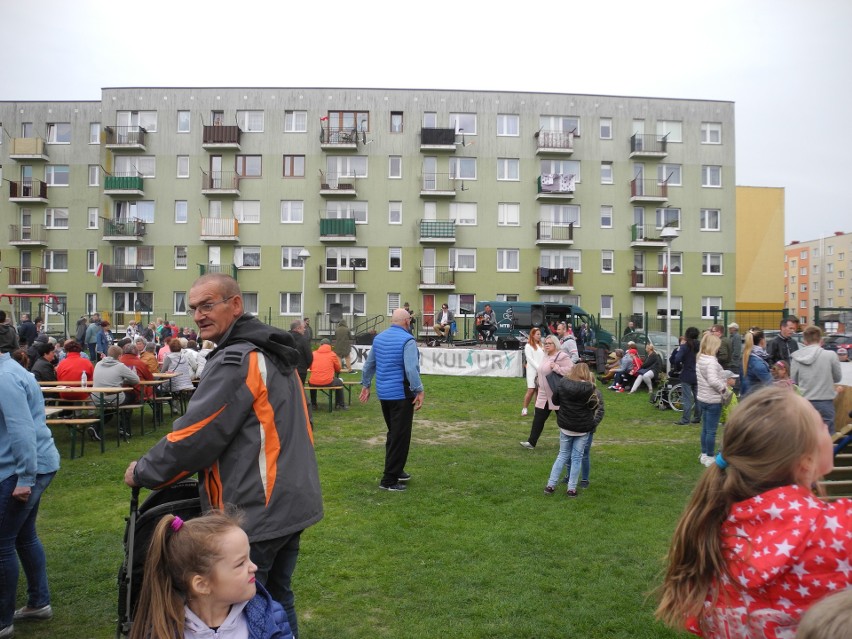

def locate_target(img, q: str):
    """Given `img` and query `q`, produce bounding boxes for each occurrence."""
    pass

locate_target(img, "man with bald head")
[360,308,424,491]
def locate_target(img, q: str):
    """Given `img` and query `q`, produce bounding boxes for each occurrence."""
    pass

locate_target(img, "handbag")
[545,354,566,405]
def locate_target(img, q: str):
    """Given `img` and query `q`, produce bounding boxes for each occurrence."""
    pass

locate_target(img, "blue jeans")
[250,530,302,638]
[810,399,836,435]
[0,471,56,628]
[547,431,590,491]
[564,432,593,483]
[679,383,700,423]
[697,401,722,456]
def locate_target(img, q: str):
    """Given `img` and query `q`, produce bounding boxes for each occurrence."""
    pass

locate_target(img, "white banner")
[347,345,523,378]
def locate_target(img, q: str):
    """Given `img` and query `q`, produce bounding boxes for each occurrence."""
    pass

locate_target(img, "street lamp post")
[660,227,680,374]
[298,248,311,319]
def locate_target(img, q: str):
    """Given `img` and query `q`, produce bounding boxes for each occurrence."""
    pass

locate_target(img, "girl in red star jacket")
[656,385,852,638]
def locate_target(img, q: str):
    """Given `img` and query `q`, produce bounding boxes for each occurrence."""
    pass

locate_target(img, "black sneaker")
[379,483,407,492]
[580,480,590,488]
[397,472,411,482]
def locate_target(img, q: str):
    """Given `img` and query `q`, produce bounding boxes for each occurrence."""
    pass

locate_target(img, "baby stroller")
[116,478,203,638]
[650,371,684,412]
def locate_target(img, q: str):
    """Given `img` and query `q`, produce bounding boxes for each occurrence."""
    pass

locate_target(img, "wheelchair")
[650,371,684,412]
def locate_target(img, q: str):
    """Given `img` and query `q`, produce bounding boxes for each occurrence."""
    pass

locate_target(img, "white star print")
[788,500,802,511]
[836,558,852,576]
[796,584,810,597]
[775,539,795,557]
[824,515,841,533]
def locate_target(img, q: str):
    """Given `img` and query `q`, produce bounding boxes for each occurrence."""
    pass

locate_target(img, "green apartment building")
[0,87,735,338]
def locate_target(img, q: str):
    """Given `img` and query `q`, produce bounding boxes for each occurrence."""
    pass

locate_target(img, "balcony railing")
[319,265,357,286]
[102,265,145,285]
[202,125,242,147]
[420,128,456,148]
[630,269,668,289]
[419,266,456,286]
[101,217,146,240]
[201,171,241,194]
[629,178,668,201]
[630,223,671,244]
[104,174,144,194]
[10,137,48,159]
[319,173,357,195]
[198,264,239,278]
[536,221,574,243]
[320,127,360,146]
[9,180,48,200]
[320,218,357,239]
[535,130,574,153]
[200,217,239,240]
[104,126,147,148]
[420,173,457,195]
[8,267,48,287]
[629,133,668,156]
[535,267,574,287]
[419,220,456,241]
[9,224,47,244]
[537,174,576,195]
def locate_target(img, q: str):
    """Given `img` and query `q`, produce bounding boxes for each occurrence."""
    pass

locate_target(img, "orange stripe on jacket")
[165,405,227,443]
[152,470,191,491]
[205,462,224,510]
[297,378,315,445]
[245,352,280,506]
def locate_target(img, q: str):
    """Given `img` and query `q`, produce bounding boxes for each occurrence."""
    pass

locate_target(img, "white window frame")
[600,162,613,184]
[497,202,520,227]
[235,246,261,269]
[449,248,477,272]
[701,122,722,144]
[540,115,580,136]
[599,118,612,140]
[87,250,98,272]
[115,156,156,178]
[87,207,99,229]
[326,201,368,224]
[600,205,613,229]
[174,246,188,269]
[281,246,307,270]
[496,114,519,137]
[43,250,68,272]
[449,113,477,135]
[387,293,401,315]
[236,110,264,132]
[655,207,681,230]
[177,111,191,133]
[541,204,580,227]
[539,159,581,183]
[174,200,188,224]
[324,293,366,317]
[389,201,402,225]
[700,208,721,231]
[85,293,98,315]
[657,252,683,274]
[45,165,70,186]
[284,110,307,133]
[540,249,581,272]
[497,249,520,272]
[449,157,477,180]
[242,292,259,316]
[326,247,369,270]
[449,202,477,226]
[388,156,402,179]
[702,165,722,188]
[117,110,157,132]
[280,200,304,223]
[601,295,614,318]
[234,200,261,224]
[656,120,682,143]
[88,165,100,186]
[390,112,403,133]
[89,122,101,144]
[173,292,187,315]
[701,296,723,320]
[279,292,303,316]
[327,155,367,179]
[116,201,155,224]
[176,155,189,178]
[702,253,723,275]
[497,158,520,181]
[389,247,402,271]
[601,250,614,273]
[45,208,69,229]
[47,122,71,144]
[657,164,682,186]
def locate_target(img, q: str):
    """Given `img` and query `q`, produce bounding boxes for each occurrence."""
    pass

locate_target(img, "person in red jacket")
[119,343,154,401]
[308,339,346,410]
[55,339,94,401]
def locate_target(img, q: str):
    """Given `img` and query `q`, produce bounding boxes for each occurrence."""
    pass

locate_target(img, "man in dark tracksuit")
[360,309,424,492]
[125,274,322,638]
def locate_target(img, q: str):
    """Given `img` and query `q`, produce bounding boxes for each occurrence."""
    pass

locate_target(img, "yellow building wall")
[736,186,786,311]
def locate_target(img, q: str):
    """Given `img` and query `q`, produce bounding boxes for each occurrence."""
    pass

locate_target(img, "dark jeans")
[527,406,554,447]
[810,399,836,435]
[309,378,345,407]
[379,398,415,486]
[250,530,302,638]
[87,343,97,361]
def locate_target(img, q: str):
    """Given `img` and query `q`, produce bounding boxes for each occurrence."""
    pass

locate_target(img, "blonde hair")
[567,362,594,384]
[656,387,823,632]
[797,588,852,639]
[544,335,560,350]
[699,332,721,356]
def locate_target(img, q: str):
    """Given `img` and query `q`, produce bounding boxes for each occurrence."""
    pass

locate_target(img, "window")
[656,120,682,143]
[43,250,68,271]
[174,246,187,269]
[174,201,188,224]
[21,122,32,137]
[327,155,367,178]
[541,204,580,226]
[281,247,308,269]
[88,165,100,186]
[700,208,721,231]
[800,250,807,259]
[387,294,401,315]
[599,118,612,140]
[655,295,683,316]
[117,110,157,132]
[827,262,834,273]
[423,112,437,128]
[45,208,69,229]
[234,200,261,223]
[701,297,722,319]
[801,284,808,292]
[540,159,581,182]
[89,122,101,144]
[115,201,155,223]
[600,206,613,228]
[498,203,520,226]
[827,245,834,255]
[242,293,259,315]
[655,207,681,229]
[115,156,156,178]
[85,293,98,315]
[389,247,402,270]
[284,110,307,132]
[235,246,261,268]
[657,164,682,186]
[45,165,70,186]
[390,112,403,133]
[177,111,191,133]
[449,202,477,225]
[280,200,304,223]
[87,250,98,272]
[657,252,683,273]
[236,155,262,177]
[388,156,402,178]
[324,293,366,317]
[113,245,154,268]
[497,158,520,181]
[449,113,476,134]
[283,155,305,177]
[174,292,187,315]
[540,249,581,272]
[236,110,264,132]
[171,155,188,179]
[47,122,71,144]
[497,249,519,272]
[326,247,368,270]
[702,165,722,187]
[601,295,614,318]
[702,253,723,275]
[701,122,722,144]
[449,248,477,271]
[801,267,807,275]
[601,250,614,273]
[87,208,99,229]
[326,201,368,223]
[449,157,477,180]
[540,115,580,136]
[327,111,370,132]
[600,162,613,184]
[280,292,302,315]
[497,114,519,136]
[389,201,402,225]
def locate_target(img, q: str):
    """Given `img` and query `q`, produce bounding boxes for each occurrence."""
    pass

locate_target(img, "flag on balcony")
[320,116,329,121]
[96,262,103,277]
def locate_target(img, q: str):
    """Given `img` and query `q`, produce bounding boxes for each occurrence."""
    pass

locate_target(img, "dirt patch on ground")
[363,419,480,446]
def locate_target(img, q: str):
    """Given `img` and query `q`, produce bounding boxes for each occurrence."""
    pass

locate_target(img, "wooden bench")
[303,380,360,413]
[46,418,100,459]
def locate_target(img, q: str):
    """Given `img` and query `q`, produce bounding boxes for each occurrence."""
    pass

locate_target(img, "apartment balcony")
[9,180,48,204]
[418,266,456,290]
[9,224,48,246]
[419,219,456,244]
[9,137,49,161]
[629,269,668,292]
[420,173,457,197]
[7,267,48,289]
[535,222,574,246]
[535,267,574,291]
[629,178,668,203]
[104,174,144,198]
[536,174,575,200]
[319,127,359,151]
[200,217,239,241]
[320,218,357,242]
[202,125,242,150]
[419,128,457,151]
[629,133,668,158]
[101,265,145,288]
[319,265,357,289]
[198,264,239,279]
[630,223,672,247]
[319,173,357,197]
[201,171,241,196]
[104,126,147,151]
[101,217,146,242]
[535,130,574,155]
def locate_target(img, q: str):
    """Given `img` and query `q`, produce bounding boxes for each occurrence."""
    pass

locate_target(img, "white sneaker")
[0,624,14,639]
[699,453,709,465]
[702,455,716,467]
[520,441,535,449]
[521,407,528,416]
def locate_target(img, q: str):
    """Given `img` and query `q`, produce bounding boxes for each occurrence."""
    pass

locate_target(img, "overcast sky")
[2,0,850,244]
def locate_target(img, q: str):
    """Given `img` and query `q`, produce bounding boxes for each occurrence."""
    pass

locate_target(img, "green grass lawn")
[17,375,702,638]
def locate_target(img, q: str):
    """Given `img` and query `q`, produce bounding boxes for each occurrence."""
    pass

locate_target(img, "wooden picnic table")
[41,386,131,453]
